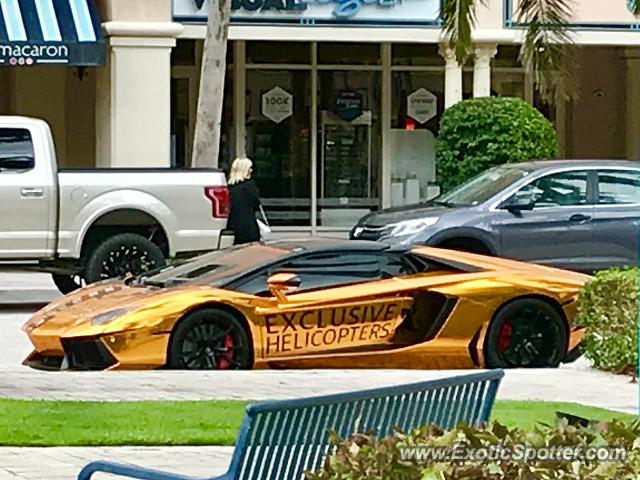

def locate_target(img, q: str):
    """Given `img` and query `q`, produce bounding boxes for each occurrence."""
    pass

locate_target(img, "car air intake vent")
[62,338,117,370]
[394,292,458,344]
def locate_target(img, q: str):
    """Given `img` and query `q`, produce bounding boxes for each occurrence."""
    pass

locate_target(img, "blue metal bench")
[78,370,504,480]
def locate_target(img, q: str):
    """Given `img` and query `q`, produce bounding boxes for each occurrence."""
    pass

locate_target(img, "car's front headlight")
[386,217,439,237]
[91,307,136,325]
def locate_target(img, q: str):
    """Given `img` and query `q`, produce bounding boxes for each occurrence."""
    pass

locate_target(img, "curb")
[0,290,59,307]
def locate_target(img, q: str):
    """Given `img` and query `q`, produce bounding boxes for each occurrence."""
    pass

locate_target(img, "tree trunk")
[191,0,231,168]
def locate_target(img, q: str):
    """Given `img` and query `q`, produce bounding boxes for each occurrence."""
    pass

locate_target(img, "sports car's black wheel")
[168,308,252,370]
[484,298,567,369]
[84,233,166,284]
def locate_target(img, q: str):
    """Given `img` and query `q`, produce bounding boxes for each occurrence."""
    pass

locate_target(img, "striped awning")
[0,0,104,66]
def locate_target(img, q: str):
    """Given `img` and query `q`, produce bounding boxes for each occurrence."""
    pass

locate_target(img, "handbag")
[257,205,271,241]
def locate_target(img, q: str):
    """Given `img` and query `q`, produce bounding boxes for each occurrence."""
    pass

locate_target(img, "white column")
[439,45,463,108]
[96,22,182,167]
[473,44,497,98]
[624,48,640,161]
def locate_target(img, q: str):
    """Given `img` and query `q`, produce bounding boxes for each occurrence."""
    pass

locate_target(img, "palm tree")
[191,0,232,168]
[441,0,639,102]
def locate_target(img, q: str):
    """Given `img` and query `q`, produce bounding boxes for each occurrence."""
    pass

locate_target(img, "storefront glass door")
[316,70,381,228]
[246,69,312,227]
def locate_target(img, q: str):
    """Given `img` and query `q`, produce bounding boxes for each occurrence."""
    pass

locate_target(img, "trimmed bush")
[306,419,640,479]
[574,267,638,377]
[435,97,559,192]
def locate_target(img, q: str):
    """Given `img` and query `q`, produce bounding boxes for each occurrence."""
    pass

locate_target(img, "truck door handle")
[569,213,591,222]
[21,188,44,198]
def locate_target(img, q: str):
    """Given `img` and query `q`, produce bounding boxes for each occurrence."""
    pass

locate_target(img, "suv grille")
[352,226,387,241]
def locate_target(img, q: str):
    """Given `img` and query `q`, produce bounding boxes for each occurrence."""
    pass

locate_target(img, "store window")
[247,41,310,64]
[318,43,381,65]
[171,40,234,169]
[392,44,444,67]
[391,72,443,131]
[317,70,381,227]
[246,69,312,226]
[389,71,443,206]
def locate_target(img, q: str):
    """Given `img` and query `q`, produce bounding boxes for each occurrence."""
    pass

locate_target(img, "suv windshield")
[140,243,292,287]
[436,165,531,206]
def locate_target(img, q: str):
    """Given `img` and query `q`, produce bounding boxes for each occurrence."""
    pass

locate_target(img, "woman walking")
[227,157,261,245]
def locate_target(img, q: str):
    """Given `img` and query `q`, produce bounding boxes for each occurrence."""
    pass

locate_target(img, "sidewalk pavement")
[1,358,637,414]
[0,270,59,305]
[0,446,233,480]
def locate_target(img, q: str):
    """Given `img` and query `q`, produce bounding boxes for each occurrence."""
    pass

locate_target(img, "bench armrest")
[78,460,229,480]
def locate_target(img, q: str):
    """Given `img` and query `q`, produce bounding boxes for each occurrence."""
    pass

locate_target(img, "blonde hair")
[228,157,253,185]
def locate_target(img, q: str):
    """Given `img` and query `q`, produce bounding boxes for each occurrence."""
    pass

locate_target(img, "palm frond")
[630,0,640,17]
[441,0,487,64]
[515,0,576,102]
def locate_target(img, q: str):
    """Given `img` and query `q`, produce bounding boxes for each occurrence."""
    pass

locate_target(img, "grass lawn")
[0,399,635,447]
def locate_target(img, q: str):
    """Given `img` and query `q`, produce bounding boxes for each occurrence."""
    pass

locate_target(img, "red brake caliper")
[497,322,512,352]
[217,334,235,369]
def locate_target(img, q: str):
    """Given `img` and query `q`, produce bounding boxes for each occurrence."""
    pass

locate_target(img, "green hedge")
[574,268,638,377]
[435,97,559,192]
[306,419,640,479]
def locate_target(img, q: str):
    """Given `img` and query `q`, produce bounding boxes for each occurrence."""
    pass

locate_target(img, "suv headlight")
[386,217,439,237]
[91,307,136,325]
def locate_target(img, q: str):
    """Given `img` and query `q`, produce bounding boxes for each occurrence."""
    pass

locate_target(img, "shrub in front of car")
[435,97,558,192]
[574,267,637,378]
[306,418,640,480]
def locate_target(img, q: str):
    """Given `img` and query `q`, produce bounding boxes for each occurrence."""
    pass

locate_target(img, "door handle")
[569,213,591,222]
[21,188,44,198]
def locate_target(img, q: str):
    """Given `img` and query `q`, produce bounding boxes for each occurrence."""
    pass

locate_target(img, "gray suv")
[350,160,640,272]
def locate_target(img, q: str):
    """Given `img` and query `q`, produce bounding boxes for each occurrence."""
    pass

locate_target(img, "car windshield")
[140,243,292,287]
[435,165,531,206]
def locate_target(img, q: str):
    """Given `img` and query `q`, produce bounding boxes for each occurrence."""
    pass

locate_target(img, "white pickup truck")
[0,116,232,293]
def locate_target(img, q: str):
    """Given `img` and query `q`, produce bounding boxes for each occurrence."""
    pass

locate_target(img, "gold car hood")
[22,280,253,337]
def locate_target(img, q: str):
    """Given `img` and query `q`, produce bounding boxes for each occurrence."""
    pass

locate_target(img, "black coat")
[227,179,261,244]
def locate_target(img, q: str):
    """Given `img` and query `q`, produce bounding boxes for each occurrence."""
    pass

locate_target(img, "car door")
[589,168,640,269]
[493,169,596,271]
[0,127,54,258]
[237,251,415,360]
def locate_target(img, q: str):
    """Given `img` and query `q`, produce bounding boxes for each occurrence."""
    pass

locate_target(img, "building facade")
[1,0,640,237]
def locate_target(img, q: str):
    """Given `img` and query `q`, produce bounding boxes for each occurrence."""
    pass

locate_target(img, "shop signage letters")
[407,88,437,124]
[262,87,293,123]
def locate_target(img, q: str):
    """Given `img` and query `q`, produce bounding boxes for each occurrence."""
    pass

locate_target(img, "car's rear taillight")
[204,186,229,218]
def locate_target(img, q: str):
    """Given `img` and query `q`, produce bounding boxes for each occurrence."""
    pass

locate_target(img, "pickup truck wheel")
[84,233,166,284]
[51,274,86,295]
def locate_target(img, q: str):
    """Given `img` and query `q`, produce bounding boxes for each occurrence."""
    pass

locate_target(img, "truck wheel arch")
[80,209,170,259]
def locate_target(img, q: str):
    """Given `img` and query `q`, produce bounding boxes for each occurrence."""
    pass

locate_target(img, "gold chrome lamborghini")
[22,239,589,371]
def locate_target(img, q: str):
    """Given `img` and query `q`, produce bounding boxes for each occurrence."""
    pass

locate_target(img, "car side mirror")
[499,196,535,213]
[267,272,301,301]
